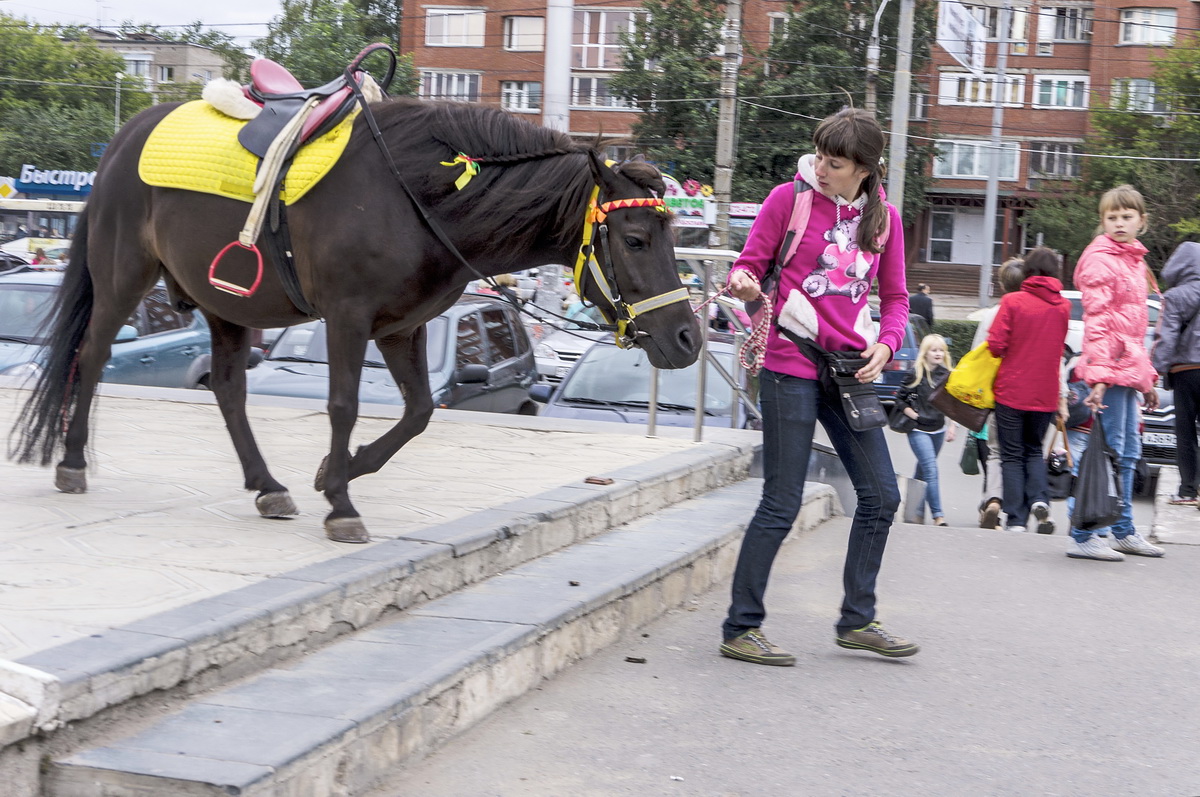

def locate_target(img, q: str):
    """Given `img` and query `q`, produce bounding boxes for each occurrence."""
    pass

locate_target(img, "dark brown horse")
[8,96,702,543]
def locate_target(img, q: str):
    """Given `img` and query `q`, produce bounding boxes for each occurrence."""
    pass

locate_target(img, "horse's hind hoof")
[256,490,298,518]
[325,517,370,544]
[55,466,87,494]
[314,455,328,492]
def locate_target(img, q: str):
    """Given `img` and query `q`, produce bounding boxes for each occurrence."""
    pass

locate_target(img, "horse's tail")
[8,212,94,466]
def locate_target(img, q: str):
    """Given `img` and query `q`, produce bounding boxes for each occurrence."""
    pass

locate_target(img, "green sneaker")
[719,628,796,666]
[836,622,920,658]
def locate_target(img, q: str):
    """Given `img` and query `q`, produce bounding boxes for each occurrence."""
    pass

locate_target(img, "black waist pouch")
[779,327,887,432]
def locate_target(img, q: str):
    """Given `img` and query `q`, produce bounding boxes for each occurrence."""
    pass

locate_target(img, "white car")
[1060,289,1159,357]
[533,304,608,384]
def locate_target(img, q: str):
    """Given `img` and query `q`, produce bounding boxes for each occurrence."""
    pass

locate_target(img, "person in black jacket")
[909,283,934,326]
[1152,241,1200,506]
[895,334,957,525]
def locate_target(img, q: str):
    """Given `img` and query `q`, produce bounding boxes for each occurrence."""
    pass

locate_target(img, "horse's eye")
[624,236,645,250]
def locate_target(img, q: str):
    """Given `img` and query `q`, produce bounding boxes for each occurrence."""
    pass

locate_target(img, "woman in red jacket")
[987,247,1070,533]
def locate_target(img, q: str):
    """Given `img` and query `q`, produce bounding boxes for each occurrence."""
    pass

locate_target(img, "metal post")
[979,2,1012,307]
[114,73,122,135]
[543,0,573,132]
[692,259,710,442]
[712,0,741,249]
[865,0,891,115]
[885,0,915,219]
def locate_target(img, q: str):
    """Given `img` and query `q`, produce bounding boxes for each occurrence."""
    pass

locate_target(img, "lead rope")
[692,272,772,376]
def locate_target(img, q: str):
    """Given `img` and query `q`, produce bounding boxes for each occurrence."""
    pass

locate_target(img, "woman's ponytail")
[857,167,889,255]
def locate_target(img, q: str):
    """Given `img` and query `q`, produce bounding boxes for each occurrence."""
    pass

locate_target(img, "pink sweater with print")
[729,179,909,380]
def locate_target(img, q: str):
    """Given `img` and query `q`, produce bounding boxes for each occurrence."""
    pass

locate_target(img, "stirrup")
[208,241,264,297]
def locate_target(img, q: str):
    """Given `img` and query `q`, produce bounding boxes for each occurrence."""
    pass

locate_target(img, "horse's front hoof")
[55,466,87,494]
[256,490,298,518]
[325,517,370,544]
[313,455,328,492]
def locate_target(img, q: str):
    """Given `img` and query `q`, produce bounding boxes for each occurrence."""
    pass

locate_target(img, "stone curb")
[47,480,837,797]
[3,440,756,752]
[1151,465,1200,546]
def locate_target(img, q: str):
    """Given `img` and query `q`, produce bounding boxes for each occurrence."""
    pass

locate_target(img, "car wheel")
[195,374,211,390]
[517,400,539,416]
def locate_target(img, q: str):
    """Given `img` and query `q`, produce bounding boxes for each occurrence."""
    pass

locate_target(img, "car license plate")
[555,365,571,378]
[1144,432,1176,447]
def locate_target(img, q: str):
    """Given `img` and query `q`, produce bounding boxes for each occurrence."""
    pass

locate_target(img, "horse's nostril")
[678,325,698,353]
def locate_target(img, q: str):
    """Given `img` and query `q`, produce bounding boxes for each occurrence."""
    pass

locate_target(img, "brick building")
[401,0,1197,277]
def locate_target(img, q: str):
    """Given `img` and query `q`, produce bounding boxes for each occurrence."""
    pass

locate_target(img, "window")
[938,73,1024,106]
[1033,75,1088,108]
[420,71,481,102]
[1112,78,1166,113]
[933,139,1020,179]
[911,92,928,120]
[1119,8,1176,45]
[482,309,518,361]
[966,4,1028,41]
[504,16,544,51]
[768,14,790,40]
[122,55,151,78]
[157,66,175,82]
[1028,142,1082,178]
[571,76,632,109]
[456,314,487,367]
[141,288,190,335]
[501,81,542,112]
[425,8,485,47]
[1036,6,1092,41]
[928,211,954,263]
[573,9,640,69]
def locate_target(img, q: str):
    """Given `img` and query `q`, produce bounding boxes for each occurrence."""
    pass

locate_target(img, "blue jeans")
[994,402,1053,528]
[723,369,901,639]
[907,430,946,519]
[1070,386,1141,542]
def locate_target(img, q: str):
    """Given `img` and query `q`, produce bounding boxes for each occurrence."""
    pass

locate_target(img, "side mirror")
[454,363,489,384]
[943,336,953,347]
[247,347,265,369]
[530,383,553,403]
[114,324,138,343]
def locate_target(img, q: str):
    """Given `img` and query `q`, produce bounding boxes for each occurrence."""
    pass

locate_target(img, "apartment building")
[402,0,1197,271]
[85,29,228,92]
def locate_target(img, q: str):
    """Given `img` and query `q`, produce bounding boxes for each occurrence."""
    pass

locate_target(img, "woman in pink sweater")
[1067,185,1164,561]
[718,109,914,666]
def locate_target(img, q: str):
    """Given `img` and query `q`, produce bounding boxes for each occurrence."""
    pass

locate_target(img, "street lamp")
[113,72,123,135]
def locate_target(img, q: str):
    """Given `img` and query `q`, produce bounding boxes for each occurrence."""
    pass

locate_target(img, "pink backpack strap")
[781,183,814,266]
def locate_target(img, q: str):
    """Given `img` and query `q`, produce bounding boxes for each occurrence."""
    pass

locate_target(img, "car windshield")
[0,283,55,342]
[560,344,736,414]
[267,317,450,372]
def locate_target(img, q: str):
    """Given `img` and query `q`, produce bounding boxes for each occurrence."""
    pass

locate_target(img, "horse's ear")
[613,160,666,199]
[586,149,618,190]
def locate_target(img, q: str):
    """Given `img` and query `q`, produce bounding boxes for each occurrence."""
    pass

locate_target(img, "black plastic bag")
[1070,415,1122,530]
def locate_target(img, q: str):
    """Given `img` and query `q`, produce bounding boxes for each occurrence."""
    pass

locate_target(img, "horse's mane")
[369,99,657,252]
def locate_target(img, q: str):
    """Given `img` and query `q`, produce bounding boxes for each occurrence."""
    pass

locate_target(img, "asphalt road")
[372,432,1192,797]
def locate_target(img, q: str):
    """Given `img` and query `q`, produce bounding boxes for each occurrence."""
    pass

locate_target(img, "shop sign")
[15,164,96,195]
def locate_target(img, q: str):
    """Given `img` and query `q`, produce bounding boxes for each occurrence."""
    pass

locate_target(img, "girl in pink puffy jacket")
[1068,185,1164,562]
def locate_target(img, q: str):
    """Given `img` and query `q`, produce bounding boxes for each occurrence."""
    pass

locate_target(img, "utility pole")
[978,1,1012,307]
[712,0,741,249]
[865,0,892,115]
[885,0,915,219]
[543,0,573,132]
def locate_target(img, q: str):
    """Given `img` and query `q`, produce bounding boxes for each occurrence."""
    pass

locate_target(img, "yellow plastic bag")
[946,342,1002,409]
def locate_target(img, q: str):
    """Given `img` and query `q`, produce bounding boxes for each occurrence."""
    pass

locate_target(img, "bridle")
[571,185,692,349]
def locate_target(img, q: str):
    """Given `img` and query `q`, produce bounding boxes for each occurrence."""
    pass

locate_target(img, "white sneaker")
[1007,525,1027,533]
[1111,531,1165,558]
[1067,536,1125,561]
[1031,502,1055,535]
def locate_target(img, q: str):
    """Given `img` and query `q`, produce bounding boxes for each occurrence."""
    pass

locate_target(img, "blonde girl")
[895,334,957,526]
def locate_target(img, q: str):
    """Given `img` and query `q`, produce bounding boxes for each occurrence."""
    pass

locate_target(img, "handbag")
[1046,418,1074,500]
[888,402,918,433]
[945,342,1002,409]
[779,327,887,432]
[1070,414,1122,530]
[928,373,989,432]
[960,436,980,475]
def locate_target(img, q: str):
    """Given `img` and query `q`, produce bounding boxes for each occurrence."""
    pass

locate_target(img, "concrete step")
[46,479,838,797]
[3,441,756,794]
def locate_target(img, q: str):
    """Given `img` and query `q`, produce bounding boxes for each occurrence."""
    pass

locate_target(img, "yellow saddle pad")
[138,100,358,205]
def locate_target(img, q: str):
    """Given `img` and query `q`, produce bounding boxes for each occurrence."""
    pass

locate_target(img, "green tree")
[0,15,152,172]
[253,0,416,93]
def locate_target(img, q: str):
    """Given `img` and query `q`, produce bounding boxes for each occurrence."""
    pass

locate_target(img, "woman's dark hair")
[1021,246,1062,280]
[812,108,888,254]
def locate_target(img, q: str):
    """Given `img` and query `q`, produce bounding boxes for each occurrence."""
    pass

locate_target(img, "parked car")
[872,311,933,404]
[245,293,540,414]
[0,251,29,276]
[1061,289,1160,356]
[1141,386,1190,480]
[533,304,609,384]
[532,334,756,428]
[0,271,212,388]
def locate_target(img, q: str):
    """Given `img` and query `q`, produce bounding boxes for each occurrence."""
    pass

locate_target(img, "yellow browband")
[571,186,688,348]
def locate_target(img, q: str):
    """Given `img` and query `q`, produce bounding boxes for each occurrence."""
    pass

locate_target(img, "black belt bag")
[780,328,887,432]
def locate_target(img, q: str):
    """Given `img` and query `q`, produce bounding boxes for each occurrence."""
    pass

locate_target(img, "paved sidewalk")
[0,382,750,662]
